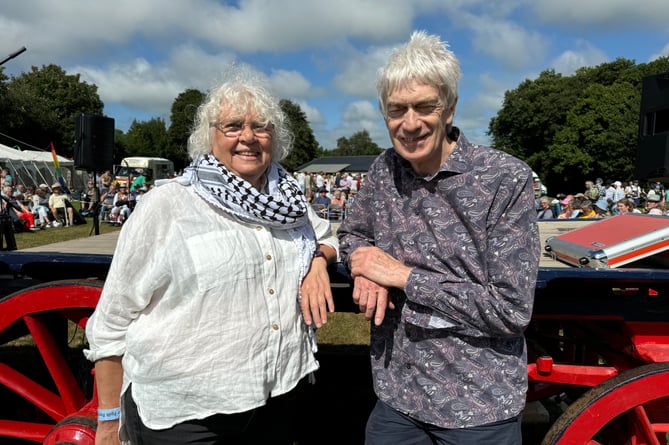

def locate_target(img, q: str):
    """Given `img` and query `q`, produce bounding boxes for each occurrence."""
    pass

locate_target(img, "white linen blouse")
[85,180,338,429]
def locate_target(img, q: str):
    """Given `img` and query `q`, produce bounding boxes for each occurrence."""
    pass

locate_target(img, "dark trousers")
[0,216,17,250]
[365,399,522,445]
[123,382,306,445]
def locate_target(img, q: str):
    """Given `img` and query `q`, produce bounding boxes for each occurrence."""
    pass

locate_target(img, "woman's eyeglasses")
[210,121,272,139]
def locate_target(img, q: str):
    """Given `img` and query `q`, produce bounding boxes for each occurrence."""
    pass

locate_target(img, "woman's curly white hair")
[187,65,293,161]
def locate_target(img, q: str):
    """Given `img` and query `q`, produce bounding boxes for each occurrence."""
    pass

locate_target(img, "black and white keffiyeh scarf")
[184,153,308,228]
[179,154,320,351]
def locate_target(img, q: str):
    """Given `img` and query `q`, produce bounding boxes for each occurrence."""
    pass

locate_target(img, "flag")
[50,142,66,187]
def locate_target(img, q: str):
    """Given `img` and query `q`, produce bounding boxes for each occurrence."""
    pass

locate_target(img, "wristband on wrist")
[98,407,121,421]
[313,250,327,261]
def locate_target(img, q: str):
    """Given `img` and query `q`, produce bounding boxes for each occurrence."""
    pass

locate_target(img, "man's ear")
[443,96,458,125]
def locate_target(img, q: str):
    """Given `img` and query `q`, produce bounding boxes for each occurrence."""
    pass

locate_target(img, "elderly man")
[338,31,540,444]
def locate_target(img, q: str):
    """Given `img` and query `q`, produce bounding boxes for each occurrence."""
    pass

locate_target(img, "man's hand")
[352,275,392,325]
[349,246,412,290]
[349,246,411,325]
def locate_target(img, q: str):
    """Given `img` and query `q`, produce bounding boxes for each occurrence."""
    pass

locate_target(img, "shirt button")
[255,226,262,231]
[271,323,279,330]
[265,254,272,261]
[268,289,275,295]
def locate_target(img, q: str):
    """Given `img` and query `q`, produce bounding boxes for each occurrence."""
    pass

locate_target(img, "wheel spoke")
[630,405,662,445]
[24,313,87,414]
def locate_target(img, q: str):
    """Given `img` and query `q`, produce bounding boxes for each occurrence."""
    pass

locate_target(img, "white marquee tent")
[0,143,86,190]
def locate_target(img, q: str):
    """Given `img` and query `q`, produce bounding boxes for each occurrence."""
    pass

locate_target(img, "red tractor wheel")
[0,280,103,444]
[541,361,669,445]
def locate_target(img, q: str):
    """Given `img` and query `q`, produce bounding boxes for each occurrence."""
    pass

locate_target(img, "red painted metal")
[528,361,619,388]
[42,416,97,445]
[541,362,669,444]
[0,281,102,444]
[624,321,669,362]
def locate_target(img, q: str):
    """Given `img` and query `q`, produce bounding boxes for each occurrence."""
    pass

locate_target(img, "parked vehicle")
[113,157,174,188]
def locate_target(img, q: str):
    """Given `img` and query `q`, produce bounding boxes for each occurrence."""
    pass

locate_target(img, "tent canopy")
[0,142,85,189]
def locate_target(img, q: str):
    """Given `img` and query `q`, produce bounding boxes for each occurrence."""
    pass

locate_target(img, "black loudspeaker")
[74,113,115,172]
[636,72,669,181]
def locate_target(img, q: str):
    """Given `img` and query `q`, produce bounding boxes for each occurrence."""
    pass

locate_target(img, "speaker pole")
[89,173,101,236]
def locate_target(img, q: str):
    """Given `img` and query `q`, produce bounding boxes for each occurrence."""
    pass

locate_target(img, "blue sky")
[2,0,668,151]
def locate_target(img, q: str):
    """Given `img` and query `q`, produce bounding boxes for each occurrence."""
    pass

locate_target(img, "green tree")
[4,64,103,156]
[489,70,580,163]
[329,130,383,156]
[113,129,130,165]
[124,118,170,159]
[547,82,640,186]
[168,88,204,171]
[279,99,321,171]
[488,57,669,193]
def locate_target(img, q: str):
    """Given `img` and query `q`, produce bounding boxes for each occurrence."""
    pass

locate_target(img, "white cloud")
[332,45,392,97]
[296,100,325,126]
[529,0,669,29]
[650,43,669,62]
[551,41,608,75]
[74,59,180,113]
[192,0,416,52]
[463,15,549,70]
[268,70,313,98]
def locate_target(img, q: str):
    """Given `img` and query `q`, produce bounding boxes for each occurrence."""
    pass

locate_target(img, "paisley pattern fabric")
[338,129,540,429]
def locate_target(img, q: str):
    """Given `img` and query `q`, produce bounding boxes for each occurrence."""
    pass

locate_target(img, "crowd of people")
[538,178,669,219]
[0,166,154,239]
[295,170,362,219]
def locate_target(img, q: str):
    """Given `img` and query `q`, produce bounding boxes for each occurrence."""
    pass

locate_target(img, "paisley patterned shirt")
[338,130,540,428]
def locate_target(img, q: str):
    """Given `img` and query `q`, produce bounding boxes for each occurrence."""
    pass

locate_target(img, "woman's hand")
[300,248,336,328]
[95,420,121,445]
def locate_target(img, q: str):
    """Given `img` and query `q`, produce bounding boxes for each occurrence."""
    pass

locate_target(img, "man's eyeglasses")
[210,121,272,139]
[386,101,443,120]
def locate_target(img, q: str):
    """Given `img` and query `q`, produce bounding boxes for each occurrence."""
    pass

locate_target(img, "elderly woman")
[85,68,338,445]
[537,196,555,219]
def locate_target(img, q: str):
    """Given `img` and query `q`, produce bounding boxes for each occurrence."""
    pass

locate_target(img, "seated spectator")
[80,179,99,213]
[578,200,598,218]
[646,191,664,215]
[14,183,27,203]
[347,189,357,207]
[557,195,575,219]
[312,188,331,219]
[537,197,555,219]
[31,184,54,228]
[314,188,331,207]
[48,183,74,226]
[594,198,611,217]
[99,184,116,221]
[135,186,148,204]
[617,197,641,214]
[329,189,346,219]
[110,185,131,225]
[3,185,35,231]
